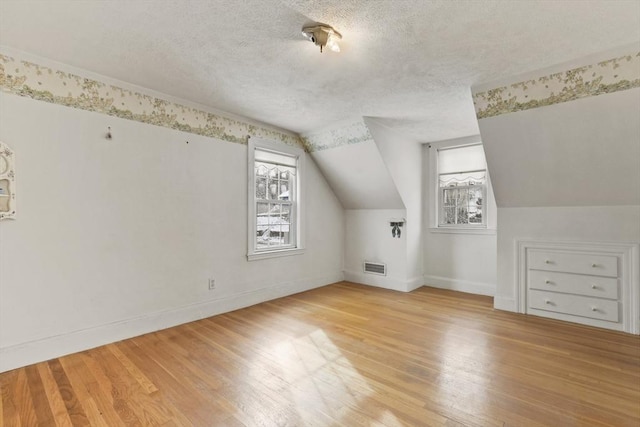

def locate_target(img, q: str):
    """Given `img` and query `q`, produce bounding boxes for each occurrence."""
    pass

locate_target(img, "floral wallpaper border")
[301,120,373,153]
[472,52,640,119]
[0,53,302,149]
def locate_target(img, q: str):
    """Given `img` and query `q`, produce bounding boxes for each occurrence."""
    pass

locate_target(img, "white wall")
[306,119,422,292]
[0,93,344,372]
[480,89,640,208]
[477,81,640,312]
[343,209,409,291]
[423,232,497,296]
[421,140,497,296]
[364,118,423,287]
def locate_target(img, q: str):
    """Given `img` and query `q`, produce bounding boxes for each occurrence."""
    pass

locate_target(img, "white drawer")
[528,270,618,300]
[528,250,618,277]
[528,290,619,322]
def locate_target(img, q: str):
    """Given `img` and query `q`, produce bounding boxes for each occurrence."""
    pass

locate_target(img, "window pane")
[281,203,291,220]
[257,201,269,215]
[443,189,455,206]
[268,182,279,200]
[279,182,289,200]
[280,222,290,245]
[456,188,468,206]
[469,188,483,206]
[255,164,268,177]
[256,202,270,249]
[256,177,267,199]
[457,207,469,224]
[469,207,483,223]
[270,224,280,246]
[442,207,456,224]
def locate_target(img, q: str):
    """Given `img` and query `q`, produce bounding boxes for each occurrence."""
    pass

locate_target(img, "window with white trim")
[248,138,304,260]
[437,144,487,228]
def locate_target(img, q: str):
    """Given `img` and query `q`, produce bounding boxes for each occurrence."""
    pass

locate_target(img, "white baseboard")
[406,276,424,292]
[423,274,495,297]
[493,296,517,312]
[344,270,415,292]
[0,272,343,373]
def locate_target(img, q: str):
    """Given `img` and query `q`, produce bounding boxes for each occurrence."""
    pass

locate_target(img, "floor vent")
[364,261,386,276]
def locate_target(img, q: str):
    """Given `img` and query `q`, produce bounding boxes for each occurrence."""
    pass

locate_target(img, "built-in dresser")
[518,241,639,334]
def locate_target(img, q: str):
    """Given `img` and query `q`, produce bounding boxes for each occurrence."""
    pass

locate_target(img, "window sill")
[247,247,305,261]
[429,227,496,235]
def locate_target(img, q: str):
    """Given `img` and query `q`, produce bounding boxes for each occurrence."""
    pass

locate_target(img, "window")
[248,138,304,260]
[427,139,495,234]
[438,144,487,227]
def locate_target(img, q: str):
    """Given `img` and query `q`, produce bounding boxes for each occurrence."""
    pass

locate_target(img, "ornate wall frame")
[0,141,16,220]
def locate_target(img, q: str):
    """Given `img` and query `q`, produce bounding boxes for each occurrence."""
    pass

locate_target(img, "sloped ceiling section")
[302,120,404,210]
[472,46,640,208]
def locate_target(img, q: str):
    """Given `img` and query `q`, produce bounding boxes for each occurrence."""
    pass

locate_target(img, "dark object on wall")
[390,221,404,238]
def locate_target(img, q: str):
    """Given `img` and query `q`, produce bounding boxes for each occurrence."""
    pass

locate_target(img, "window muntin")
[437,144,487,227]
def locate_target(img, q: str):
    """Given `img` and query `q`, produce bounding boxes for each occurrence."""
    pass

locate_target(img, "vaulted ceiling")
[1,0,639,142]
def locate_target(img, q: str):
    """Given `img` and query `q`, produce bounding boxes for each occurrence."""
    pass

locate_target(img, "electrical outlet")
[208,278,216,290]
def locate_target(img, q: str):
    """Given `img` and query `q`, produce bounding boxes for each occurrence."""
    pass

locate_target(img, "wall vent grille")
[363,261,386,276]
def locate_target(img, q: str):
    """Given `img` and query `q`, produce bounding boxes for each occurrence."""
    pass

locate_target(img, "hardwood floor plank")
[47,359,90,426]
[1,282,639,426]
[59,351,131,426]
[86,345,173,426]
[123,334,240,425]
[78,350,138,426]
[13,370,38,426]
[1,371,21,427]
[105,344,158,395]
[35,363,74,427]
[23,364,55,426]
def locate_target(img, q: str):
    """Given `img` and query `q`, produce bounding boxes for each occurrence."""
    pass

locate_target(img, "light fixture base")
[301,24,342,53]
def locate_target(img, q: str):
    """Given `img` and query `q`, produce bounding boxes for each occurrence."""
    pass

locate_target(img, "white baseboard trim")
[406,276,424,292]
[344,270,414,292]
[423,274,495,297]
[0,272,343,373]
[493,296,517,312]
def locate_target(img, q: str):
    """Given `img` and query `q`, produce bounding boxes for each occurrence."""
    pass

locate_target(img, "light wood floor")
[2,282,639,426]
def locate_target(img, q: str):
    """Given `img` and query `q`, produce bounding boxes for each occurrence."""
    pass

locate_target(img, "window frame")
[438,167,487,228]
[427,137,496,235]
[247,137,305,261]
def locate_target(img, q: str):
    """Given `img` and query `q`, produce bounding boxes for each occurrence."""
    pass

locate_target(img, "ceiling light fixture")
[302,24,342,53]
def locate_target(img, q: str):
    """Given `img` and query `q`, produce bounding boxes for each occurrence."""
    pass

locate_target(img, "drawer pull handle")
[545,280,551,284]
[591,307,598,312]
[592,263,598,268]
[545,299,552,304]
[591,284,597,289]
[545,260,551,264]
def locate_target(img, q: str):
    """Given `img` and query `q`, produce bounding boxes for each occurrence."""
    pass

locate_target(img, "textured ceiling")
[1,0,639,142]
